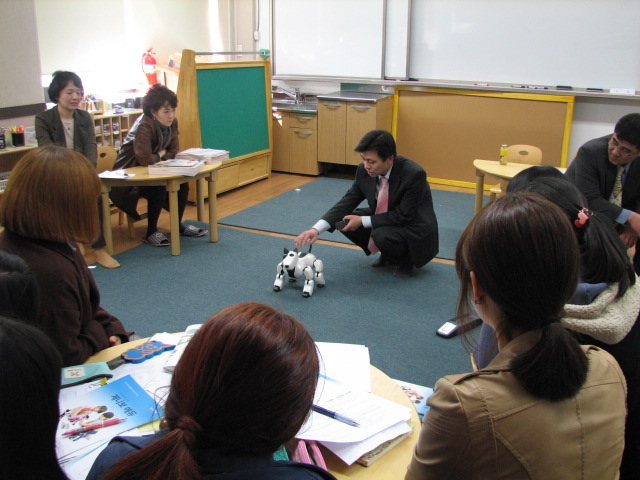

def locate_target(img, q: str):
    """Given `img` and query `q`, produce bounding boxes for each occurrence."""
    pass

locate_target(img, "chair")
[96,145,143,238]
[489,144,543,201]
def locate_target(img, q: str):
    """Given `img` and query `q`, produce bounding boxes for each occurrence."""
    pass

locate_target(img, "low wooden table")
[87,339,421,480]
[473,159,537,214]
[100,163,220,255]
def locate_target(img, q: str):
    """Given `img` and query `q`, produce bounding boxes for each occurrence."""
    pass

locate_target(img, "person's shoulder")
[582,345,627,390]
[396,155,425,175]
[86,431,167,480]
[35,106,57,122]
[580,135,611,154]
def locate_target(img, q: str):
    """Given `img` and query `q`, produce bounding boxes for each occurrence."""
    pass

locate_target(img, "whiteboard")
[272,0,640,90]
[273,0,384,78]
[409,0,640,89]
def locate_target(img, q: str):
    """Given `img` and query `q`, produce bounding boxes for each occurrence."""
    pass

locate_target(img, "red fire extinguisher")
[142,48,157,85]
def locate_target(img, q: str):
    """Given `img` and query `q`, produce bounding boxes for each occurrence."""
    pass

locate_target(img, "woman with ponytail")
[87,303,336,480]
[406,193,627,479]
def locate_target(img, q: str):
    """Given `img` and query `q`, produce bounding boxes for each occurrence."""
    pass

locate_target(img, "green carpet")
[218,177,482,260]
[92,223,474,388]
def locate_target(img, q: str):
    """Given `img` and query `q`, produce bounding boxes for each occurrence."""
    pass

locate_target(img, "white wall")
[0,0,43,109]
[33,0,232,99]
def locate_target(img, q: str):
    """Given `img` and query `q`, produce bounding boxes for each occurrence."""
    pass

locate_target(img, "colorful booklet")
[57,374,163,463]
[393,379,434,420]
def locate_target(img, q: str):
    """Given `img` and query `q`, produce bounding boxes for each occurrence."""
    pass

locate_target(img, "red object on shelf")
[142,48,157,85]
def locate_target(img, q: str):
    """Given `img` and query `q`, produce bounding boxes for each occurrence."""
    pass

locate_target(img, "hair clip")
[574,208,592,228]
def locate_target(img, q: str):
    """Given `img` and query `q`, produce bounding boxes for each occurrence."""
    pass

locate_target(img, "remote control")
[436,317,482,338]
[335,219,349,230]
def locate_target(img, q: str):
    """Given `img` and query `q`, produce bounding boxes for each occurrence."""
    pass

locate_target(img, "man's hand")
[620,224,639,248]
[109,335,122,346]
[339,215,363,231]
[295,229,319,248]
[625,212,640,247]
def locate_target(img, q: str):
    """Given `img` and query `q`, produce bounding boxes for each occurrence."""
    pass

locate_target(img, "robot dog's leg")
[314,260,326,287]
[274,262,285,291]
[302,266,315,297]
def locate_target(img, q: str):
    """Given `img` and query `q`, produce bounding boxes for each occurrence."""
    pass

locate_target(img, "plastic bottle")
[499,144,508,165]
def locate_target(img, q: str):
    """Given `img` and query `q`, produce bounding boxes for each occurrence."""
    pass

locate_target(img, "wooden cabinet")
[318,96,393,165]
[271,111,320,175]
[93,110,143,149]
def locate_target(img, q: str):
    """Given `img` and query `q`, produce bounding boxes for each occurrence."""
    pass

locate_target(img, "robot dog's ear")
[293,247,299,253]
[284,248,290,254]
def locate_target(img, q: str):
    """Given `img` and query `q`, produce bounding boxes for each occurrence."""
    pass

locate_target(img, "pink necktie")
[368,177,389,254]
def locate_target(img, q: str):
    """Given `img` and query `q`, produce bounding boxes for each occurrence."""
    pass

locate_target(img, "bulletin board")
[175,49,271,160]
[196,67,269,158]
[393,87,574,187]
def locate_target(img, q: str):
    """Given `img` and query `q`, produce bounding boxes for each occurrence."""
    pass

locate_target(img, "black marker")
[586,88,604,93]
[556,85,573,90]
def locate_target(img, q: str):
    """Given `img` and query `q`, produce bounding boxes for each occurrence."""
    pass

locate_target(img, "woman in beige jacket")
[406,193,627,479]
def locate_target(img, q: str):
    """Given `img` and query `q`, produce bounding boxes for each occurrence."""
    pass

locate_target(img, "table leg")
[196,178,205,221]
[208,170,218,242]
[474,170,485,215]
[101,185,114,255]
[167,180,181,256]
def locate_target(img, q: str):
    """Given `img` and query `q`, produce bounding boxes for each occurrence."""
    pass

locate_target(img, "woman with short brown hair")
[0,145,129,366]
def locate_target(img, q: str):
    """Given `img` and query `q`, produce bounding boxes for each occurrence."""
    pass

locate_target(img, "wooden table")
[473,159,537,214]
[87,339,421,480]
[100,163,220,255]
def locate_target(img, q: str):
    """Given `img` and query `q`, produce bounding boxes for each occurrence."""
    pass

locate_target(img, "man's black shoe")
[371,255,388,267]
[394,262,414,278]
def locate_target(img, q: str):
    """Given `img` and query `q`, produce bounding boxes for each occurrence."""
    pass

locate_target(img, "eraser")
[610,88,636,95]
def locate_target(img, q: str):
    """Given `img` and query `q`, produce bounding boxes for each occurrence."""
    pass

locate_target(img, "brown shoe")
[393,262,414,278]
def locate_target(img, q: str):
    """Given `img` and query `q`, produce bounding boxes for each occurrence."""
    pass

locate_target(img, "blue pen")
[312,404,360,427]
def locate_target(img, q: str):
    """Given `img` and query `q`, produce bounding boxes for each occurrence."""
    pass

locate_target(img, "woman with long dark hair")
[0,317,68,480]
[87,303,336,480]
[406,193,627,479]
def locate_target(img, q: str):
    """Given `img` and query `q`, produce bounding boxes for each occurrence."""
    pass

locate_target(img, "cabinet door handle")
[294,130,314,136]
[321,102,343,108]
[293,115,314,121]
[350,105,373,110]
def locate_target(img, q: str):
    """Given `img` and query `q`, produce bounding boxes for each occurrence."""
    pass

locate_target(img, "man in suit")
[295,130,439,277]
[565,113,640,272]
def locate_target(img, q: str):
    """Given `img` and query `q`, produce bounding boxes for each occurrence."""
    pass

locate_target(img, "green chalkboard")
[196,66,269,158]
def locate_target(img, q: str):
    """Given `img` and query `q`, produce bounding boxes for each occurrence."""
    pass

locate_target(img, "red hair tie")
[574,208,592,228]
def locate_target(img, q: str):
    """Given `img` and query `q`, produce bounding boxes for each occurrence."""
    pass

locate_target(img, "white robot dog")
[274,248,325,297]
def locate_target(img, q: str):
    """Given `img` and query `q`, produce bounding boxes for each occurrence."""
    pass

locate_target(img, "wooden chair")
[96,145,143,238]
[489,144,543,201]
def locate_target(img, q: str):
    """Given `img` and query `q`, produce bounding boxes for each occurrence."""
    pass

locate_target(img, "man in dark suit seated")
[295,130,439,278]
[565,113,640,273]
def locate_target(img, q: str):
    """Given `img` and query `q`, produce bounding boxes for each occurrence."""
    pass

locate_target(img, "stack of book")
[147,159,206,176]
[175,148,229,165]
[147,148,229,176]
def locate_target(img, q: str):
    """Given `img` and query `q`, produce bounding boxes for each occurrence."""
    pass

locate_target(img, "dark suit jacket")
[565,134,640,222]
[322,155,439,267]
[35,106,97,165]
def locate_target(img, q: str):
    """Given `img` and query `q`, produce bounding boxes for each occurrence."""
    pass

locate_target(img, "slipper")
[181,225,208,237]
[143,232,171,247]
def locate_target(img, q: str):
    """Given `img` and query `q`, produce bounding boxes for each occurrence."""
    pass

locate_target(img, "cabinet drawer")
[289,113,317,129]
[238,155,269,184]
[216,164,240,193]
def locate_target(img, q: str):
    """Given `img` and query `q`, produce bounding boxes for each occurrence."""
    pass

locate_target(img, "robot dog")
[274,248,325,297]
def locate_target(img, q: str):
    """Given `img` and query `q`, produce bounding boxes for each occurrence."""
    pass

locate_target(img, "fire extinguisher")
[142,48,157,85]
